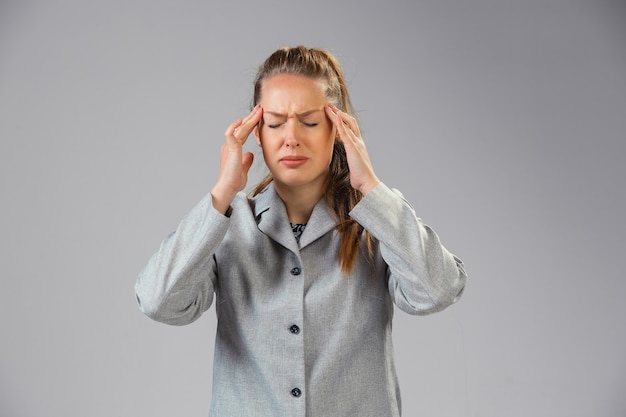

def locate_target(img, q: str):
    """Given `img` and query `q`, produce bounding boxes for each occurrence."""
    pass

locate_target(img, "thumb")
[241,152,254,174]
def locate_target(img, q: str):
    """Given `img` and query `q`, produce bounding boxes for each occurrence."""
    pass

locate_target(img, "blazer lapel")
[252,184,300,254]
[299,197,336,249]
[252,183,337,252]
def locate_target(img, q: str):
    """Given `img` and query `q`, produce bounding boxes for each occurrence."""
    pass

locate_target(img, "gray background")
[1,0,625,416]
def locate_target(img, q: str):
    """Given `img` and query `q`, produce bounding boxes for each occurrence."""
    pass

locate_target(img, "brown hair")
[251,46,372,274]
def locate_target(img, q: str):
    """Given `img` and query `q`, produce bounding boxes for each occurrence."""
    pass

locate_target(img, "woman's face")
[254,73,336,193]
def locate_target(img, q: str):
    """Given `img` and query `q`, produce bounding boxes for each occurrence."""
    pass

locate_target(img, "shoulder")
[226,183,277,224]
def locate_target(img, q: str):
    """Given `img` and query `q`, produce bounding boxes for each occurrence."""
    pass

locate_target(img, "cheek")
[326,126,337,146]
[259,127,278,144]
[324,137,336,163]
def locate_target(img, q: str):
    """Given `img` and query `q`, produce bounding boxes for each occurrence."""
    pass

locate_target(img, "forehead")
[260,74,327,104]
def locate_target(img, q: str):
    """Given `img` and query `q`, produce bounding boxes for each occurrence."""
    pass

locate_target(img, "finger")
[233,105,263,141]
[241,152,254,173]
[325,103,345,138]
[336,110,360,136]
[333,109,354,139]
[334,112,352,146]
[324,103,337,120]
[325,103,340,127]
[238,104,260,127]
[225,118,244,140]
[326,103,360,137]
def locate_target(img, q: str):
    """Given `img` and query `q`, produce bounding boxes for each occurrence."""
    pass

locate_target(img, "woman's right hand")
[211,105,263,214]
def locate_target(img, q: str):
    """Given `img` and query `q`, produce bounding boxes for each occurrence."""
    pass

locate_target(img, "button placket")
[286,258,304,406]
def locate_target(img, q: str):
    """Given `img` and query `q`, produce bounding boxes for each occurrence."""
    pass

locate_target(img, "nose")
[283,119,300,148]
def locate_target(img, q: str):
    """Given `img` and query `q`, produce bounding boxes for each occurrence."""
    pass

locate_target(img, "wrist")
[358,177,380,196]
[211,184,237,215]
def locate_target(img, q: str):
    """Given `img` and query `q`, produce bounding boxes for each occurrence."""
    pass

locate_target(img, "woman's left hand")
[325,103,380,195]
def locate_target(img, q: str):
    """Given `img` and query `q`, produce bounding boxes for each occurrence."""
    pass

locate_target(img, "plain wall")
[1,0,625,416]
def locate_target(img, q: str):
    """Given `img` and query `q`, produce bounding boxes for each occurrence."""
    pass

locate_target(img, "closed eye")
[267,122,318,128]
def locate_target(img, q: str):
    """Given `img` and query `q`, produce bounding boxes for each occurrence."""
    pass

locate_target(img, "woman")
[136,45,466,417]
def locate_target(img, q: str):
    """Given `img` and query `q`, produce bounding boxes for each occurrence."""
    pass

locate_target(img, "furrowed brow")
[263,111,287,118]
[297,108,324,117]
[264,108,324,118]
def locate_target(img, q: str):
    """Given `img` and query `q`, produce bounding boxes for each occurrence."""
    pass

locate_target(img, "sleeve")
[134,192,231,325]
[349,182,467,315]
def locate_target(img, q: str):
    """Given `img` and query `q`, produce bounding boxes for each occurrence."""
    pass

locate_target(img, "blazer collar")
[252,183,337,251]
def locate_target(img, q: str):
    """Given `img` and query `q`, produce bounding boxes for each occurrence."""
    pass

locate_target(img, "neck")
[274,181,325,224]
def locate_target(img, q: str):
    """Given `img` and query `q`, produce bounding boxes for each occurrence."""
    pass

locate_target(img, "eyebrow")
[263,108,324,118]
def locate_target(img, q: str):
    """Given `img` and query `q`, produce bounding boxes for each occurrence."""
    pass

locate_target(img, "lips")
[280,156,308,168]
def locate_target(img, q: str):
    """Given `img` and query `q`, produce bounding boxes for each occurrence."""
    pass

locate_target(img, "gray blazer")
[135,182,466,417]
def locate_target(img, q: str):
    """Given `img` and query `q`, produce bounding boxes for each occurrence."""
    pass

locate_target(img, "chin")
[274,170,328,190]
[274,176,311,188]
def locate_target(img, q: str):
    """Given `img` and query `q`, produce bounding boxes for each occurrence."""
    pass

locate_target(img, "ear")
[253,125,261,145]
